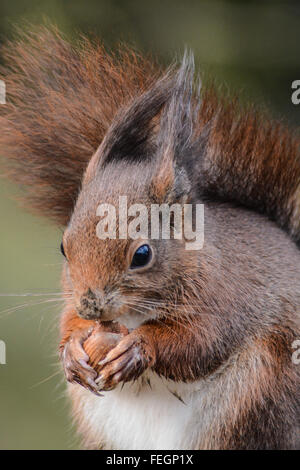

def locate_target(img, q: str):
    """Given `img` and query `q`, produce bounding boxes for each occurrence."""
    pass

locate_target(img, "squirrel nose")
[77,289,104,320]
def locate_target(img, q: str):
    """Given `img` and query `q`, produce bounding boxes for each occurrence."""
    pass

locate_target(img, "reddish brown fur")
[0,26,159,224]
[197,93,300,243]
[0,27,299,450]
[1,28,299,238]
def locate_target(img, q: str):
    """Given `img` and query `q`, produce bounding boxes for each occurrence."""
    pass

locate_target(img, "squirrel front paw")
[60,326,100,395]
[95,332,156,391]
[60,322,129,395]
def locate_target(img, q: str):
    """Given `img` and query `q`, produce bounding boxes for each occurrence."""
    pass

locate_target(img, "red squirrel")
[0,26,299,450]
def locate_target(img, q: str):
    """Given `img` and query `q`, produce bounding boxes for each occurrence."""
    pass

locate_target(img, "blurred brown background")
[0,0,299,449]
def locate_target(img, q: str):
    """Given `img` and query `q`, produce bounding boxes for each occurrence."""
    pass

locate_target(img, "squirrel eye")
[130,244,152,269]
[60,241,66,258]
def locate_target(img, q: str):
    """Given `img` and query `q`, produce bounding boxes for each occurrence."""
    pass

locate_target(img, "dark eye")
[60,242,66,258]
[130,244,152,269]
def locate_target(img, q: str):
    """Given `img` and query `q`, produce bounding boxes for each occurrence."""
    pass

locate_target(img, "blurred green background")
[0,0,299,449]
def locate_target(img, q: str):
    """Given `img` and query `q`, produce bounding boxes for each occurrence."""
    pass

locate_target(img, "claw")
[86,376,104,396]
[95,375,105,389]
[78,359,94,371]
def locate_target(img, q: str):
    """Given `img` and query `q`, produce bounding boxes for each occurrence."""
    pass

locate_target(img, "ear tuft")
[149,50,197,204]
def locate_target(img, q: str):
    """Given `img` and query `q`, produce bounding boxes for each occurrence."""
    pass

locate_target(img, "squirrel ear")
[150,150,191,204]
[84,67,176,185]
[150,50,196,204]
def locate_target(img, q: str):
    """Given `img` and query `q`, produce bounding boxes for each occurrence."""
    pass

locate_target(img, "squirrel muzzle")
[77,288,123,321]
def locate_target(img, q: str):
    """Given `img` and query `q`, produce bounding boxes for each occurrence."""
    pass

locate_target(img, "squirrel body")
[0,27,299,450]
[68,201,300,450]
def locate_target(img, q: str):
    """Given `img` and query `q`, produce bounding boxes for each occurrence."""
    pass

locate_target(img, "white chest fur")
[69,370,228,450]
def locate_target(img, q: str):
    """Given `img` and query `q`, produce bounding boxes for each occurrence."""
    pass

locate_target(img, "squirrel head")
[61,53,201,326]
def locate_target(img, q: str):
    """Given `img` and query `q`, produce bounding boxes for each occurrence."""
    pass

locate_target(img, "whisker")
[127,304,182,339]
[30,370,62,389]
[127,298,213,315]
[0,292,71,298]
[124,298,206,336]
[0,298,65,318]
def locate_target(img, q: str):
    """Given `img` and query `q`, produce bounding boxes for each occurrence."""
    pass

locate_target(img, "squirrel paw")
[60,327,101,396]
[95,332,155,391]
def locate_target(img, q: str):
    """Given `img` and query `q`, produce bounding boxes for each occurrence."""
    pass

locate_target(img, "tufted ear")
[150,51,198,204]
[150,152,191,204]
[84,68,176,184]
